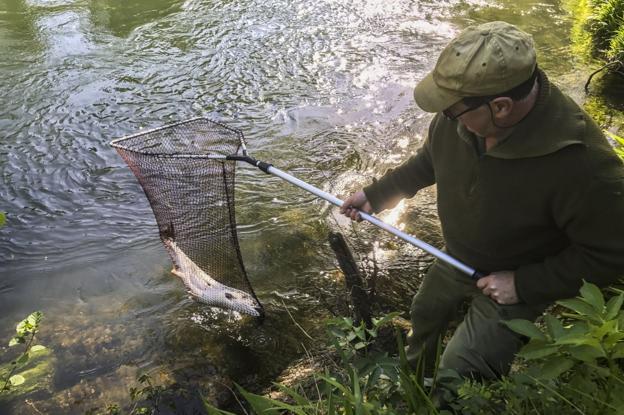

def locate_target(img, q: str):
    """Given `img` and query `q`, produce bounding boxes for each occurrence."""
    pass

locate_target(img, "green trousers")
[406,260,548,379]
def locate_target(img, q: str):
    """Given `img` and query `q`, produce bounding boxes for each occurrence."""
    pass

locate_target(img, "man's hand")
[340,190,373,222]
[476,271,519,305]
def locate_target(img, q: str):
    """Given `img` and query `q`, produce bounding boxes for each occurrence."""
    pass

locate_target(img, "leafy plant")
[204,281,624,415]
[587,0,624,56]
[503,281,624,413]
[1,311,45,392]
[204,312,444,415]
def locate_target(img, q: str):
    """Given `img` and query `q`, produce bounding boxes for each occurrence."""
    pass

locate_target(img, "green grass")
[587,0,624,60]
[607,24,624,61]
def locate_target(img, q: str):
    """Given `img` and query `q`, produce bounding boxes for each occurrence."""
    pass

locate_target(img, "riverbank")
[566,0,624,137]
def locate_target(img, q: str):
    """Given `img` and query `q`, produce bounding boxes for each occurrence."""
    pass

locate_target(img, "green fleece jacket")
[364,71,624,305]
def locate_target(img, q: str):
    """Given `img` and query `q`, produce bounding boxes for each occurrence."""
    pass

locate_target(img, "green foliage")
[205,312,441,415]
[587,0,624,56]
[586,0,624,69]
[501,280,624,413]
[206,281,624,415]
[0,212,5,227]
[1,311,45,393]
[607,24,624,61]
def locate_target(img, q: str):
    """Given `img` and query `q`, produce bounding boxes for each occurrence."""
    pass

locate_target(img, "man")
[340,21,624,380]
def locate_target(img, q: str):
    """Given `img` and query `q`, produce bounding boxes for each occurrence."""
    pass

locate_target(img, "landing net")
[111,118,263,317]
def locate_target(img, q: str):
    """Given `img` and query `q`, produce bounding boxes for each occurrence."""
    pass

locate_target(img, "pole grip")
[471,270,488,280]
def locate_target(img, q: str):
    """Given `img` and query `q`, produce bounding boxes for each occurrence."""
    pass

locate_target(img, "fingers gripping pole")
[260,163,483,279]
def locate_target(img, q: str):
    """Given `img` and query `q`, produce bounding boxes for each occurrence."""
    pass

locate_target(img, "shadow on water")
[0,0,43,54]
[452,0,576,76]
[87,0,185,38]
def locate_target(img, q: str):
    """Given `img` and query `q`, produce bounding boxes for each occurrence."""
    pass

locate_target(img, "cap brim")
[413,71,463,113]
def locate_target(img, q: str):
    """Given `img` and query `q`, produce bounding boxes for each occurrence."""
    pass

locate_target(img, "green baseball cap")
[414,21,537,113]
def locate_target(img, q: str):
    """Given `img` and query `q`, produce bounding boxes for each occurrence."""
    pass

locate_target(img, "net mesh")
[111,118,263,317]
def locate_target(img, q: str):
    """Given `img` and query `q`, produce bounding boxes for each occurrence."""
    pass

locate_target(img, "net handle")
[218,154,485,280]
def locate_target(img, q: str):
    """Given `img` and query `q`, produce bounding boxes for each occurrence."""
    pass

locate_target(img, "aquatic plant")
[1,312,46,392]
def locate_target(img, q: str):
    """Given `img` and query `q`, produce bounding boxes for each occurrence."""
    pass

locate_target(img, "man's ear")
[490,97,513,118]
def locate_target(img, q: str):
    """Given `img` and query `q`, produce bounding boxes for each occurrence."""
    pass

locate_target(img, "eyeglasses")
[442,100,489,121]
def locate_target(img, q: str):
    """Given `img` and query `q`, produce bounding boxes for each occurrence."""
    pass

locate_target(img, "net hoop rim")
[109,117,247,158]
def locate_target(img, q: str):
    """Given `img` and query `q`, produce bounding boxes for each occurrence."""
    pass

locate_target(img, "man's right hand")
[340,190,373,222]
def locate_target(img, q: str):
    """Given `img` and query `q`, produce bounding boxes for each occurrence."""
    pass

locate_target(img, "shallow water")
[0,0,617,412]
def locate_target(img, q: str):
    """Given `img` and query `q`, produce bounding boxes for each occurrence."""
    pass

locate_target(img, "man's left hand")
[476,271,519,305]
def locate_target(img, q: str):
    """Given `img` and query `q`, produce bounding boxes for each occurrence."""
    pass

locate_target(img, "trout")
[162,237,262,317]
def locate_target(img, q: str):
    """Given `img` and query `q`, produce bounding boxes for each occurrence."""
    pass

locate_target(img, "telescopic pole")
[226,155,485,280]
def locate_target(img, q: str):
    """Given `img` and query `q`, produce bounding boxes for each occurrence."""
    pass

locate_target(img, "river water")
[0,0,612,413]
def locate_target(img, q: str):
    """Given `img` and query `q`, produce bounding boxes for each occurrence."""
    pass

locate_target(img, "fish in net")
[111,118,484,318]
[111,119,263,317]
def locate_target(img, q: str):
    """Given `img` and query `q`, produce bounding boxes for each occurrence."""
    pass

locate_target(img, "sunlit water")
[0,0,606,412]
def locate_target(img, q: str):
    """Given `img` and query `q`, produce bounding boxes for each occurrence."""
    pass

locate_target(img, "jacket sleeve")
[362,121,437,213]
[515,168,624,305]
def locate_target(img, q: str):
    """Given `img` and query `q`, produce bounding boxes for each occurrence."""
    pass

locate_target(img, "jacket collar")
[456,70,586,159]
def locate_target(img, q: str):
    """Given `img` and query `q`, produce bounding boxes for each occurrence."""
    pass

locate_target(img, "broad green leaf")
[237,387,282,415]
[539,357,575,379]
[329,328,345,339]
[503,319,546,340]
[567,344,606,362]
[518,341,559,360]
[556,334,601,347]
[9,375,25,386]
[202,401,237,415]
[355,328,367,341]
[9,336,23,347]
[580,282,605,312]
[544,314,565,340]
[30,345,46,352]
[604,331,624,350]
[612,342,624,359]
[557,298,601,322]
[16,320,32,335]
[27,312,42,327]
[354,342,367,350]
[17,353,29,364]
[0,212,5,227]
[590,319,618,341]
[606,293,624,321]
